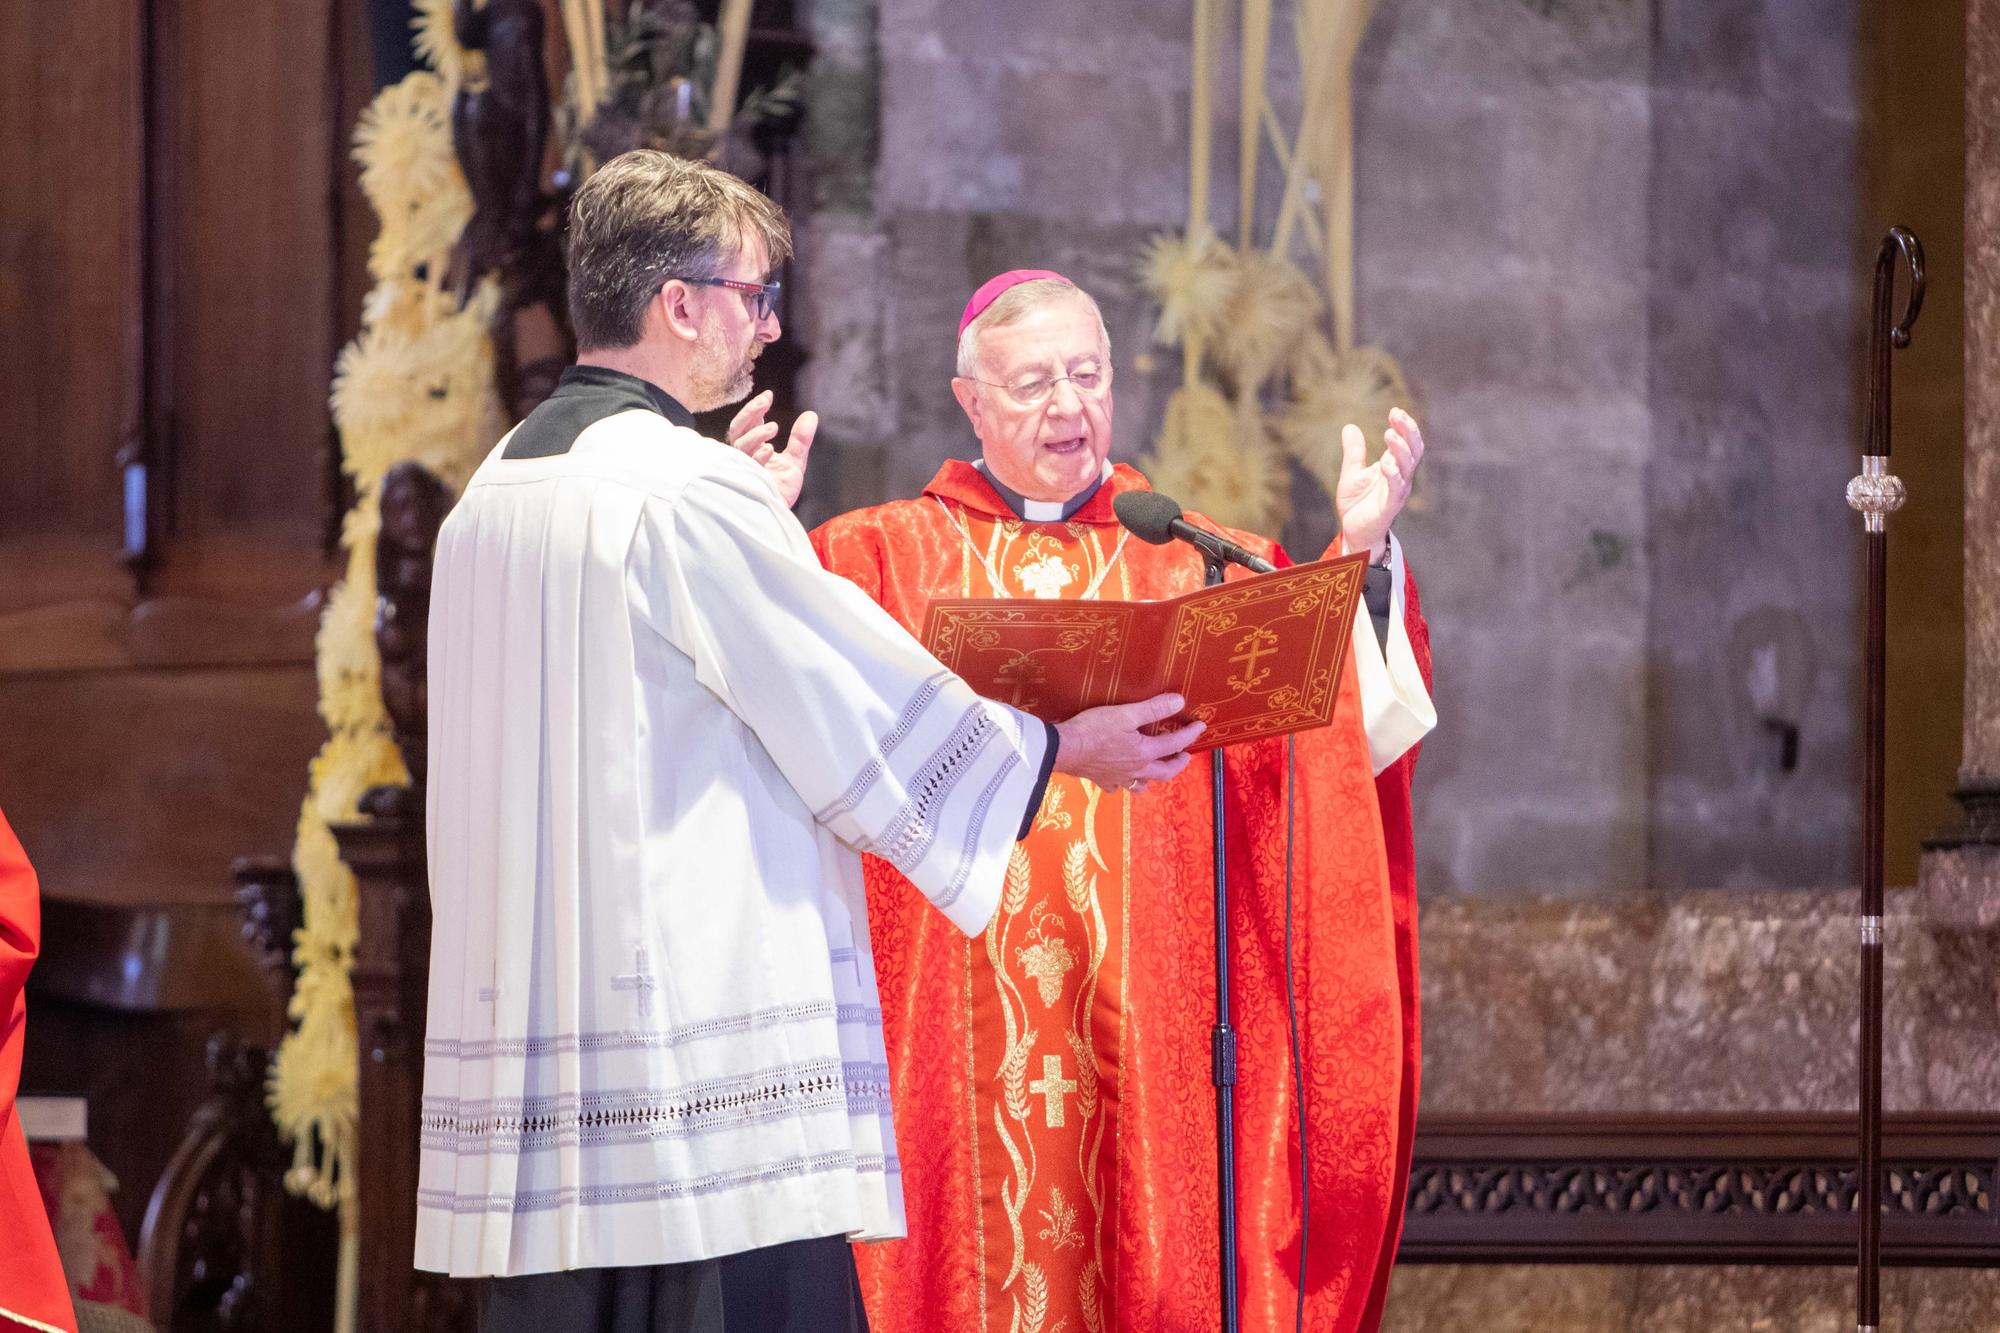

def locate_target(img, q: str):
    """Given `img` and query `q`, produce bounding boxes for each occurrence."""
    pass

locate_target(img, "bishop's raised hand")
[1336,407,1426,562]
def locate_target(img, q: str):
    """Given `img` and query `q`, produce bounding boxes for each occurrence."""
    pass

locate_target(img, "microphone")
[1113,490,1276,574]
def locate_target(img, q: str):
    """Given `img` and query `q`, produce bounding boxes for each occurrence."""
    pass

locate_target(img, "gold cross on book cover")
[922,553,1368,752]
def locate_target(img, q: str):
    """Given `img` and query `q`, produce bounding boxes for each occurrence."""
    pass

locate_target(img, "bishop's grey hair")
[955,278,1112,379]
[566,149,792,352]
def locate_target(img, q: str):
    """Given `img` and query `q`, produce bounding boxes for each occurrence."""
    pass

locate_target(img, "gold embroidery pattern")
[988,841,1039,1298]
[1021,1262,1049,1333]
[957,511,1122,1331]
[1037,1185,1084,1251]
[986,808,1117,1329]
[1035,783,1073,832]
[1079,1259,1105,1333]
[1065,823,1110,1320]
[1030,1055,1077,1128]
[1018,933,1077,1007]
[935,500,1131,602]
[1016,538,1077,599]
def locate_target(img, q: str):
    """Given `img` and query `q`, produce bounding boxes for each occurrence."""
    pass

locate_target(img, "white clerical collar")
[973,460,1113,522]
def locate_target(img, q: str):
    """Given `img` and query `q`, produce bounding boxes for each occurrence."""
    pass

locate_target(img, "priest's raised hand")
[726,388,818,507]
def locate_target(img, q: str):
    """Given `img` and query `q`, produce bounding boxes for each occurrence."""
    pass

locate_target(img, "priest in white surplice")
[418,152,1201,1333]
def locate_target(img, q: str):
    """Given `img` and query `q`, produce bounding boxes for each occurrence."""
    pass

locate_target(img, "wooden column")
[334,808,475,1333]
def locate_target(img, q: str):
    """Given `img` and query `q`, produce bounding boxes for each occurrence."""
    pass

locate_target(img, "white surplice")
[1351,533,1437,774]
[417,410,1048,1278]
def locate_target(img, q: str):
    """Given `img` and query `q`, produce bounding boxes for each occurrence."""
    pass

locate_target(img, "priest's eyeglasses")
[963,364,1109,407]
[670,276,783,321]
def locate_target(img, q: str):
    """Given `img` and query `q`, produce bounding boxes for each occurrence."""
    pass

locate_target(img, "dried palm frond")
[1144,381,1233,472]
[352,72,457,223]
[369,169,475,283]
[1287,327,1338,385]
[280,26,499,1243]
[411,0,466,90]
[1209,249,1321,391]
[360,277,427,333]
[1277,342,1411,495]
[1141,385,1292,534]
[1140,228,1236,349]
[330,326,423,443]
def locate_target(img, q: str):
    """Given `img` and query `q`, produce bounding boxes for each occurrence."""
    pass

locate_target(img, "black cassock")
[480,1236,867,1333]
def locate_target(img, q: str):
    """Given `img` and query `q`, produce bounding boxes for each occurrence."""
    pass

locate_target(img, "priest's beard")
[688,331,761,411]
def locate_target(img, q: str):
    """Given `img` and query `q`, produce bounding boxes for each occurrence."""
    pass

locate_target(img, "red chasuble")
[812,462,1428,1332]
[0,810,78,1333]
[1359,573,1430,1333]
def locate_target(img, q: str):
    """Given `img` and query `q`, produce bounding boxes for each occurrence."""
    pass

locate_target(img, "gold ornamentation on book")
[1227,624,1281,695]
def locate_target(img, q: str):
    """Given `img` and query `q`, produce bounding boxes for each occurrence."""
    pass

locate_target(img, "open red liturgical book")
[921,552,1368,752]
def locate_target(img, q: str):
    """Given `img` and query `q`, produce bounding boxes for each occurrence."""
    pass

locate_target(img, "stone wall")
[1416,886,1998,1118]
[1644,3,1867,891]
[1386,881,2000,1329]
[793,0,1878,897]
[1353,2,1658,895]
[1383,1264,2000,1332]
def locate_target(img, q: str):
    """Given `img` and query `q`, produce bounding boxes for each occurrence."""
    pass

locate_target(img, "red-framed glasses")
[669,275,783,321]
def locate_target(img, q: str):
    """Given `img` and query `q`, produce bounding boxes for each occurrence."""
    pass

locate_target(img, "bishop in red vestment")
[781,271,1432,1331]
[0,808,78,1333]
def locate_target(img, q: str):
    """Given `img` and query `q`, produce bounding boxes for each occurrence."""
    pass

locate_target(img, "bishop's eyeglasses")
[961,363,1110,408]
[669,275,783,321]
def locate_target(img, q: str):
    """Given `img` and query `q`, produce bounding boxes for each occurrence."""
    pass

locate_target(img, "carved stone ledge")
[1926,777,2000,851]
[1401,1115,2000,1266]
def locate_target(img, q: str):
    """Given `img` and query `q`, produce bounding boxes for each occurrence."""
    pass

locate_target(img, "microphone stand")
[1110,490,1263,1329]
[1202,548,1242,1333]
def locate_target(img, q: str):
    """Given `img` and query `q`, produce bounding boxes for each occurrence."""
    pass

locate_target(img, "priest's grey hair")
[955,278,1113,380]
[567,149,793,352]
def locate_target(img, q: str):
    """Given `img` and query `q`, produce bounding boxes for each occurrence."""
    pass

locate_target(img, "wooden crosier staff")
[1846,226,1922,1333]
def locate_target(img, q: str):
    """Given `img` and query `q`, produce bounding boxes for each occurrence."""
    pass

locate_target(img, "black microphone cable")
[1285,734,1308,1333]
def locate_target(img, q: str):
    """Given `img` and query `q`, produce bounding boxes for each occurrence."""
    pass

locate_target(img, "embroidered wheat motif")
[1037,1184,1083,1251]
[1001,1030,1037,1124]
[1021,1261,1050,1333]
[1004,842,1035,915]
[1062,838,1093,915]
[1066,1029,1099,1124]
[1035,782,1073,831]
[1078,1260,1104,1333]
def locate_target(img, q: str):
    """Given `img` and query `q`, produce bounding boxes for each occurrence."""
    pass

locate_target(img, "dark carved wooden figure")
[448,0,547,292]
[372,461,452,815]
[447,0,573,421]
